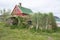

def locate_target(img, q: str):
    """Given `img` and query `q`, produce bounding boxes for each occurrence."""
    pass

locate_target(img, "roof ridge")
[18,5,31,10]
[18,5,33,14]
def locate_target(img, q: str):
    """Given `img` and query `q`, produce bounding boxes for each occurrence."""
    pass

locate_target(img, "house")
[8,3,33,25]
[11,3,33,16]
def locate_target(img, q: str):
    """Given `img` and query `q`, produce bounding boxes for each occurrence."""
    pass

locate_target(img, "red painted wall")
[12,5,28,16]
[12,5,22,16]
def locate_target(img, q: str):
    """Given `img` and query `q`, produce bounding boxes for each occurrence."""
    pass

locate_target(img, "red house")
[11,3,33,16]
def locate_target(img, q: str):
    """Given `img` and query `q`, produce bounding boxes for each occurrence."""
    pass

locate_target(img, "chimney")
[19,3,21,6]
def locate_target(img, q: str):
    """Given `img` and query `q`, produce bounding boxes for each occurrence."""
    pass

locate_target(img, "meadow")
[0,22,60,40]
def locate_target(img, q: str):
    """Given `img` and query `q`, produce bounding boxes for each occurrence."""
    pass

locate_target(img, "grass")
[0,22,60,40]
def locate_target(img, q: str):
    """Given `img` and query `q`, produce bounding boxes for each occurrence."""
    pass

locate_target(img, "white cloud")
[0,0,60,17]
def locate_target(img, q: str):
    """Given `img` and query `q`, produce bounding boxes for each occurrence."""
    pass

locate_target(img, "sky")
[0,0,60,17]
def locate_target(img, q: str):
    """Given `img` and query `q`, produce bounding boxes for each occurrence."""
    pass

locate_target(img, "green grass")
[0,22,60,40]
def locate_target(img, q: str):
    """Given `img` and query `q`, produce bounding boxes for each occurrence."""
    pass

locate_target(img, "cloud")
[0,0,60,17]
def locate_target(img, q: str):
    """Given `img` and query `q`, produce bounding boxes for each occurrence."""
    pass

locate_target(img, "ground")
[0,22,60,40]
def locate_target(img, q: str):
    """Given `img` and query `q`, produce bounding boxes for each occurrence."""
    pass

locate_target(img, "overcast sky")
[0,0,60,17]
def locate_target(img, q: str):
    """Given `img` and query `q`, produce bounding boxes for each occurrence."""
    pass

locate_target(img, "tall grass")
[0,22,60,40]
